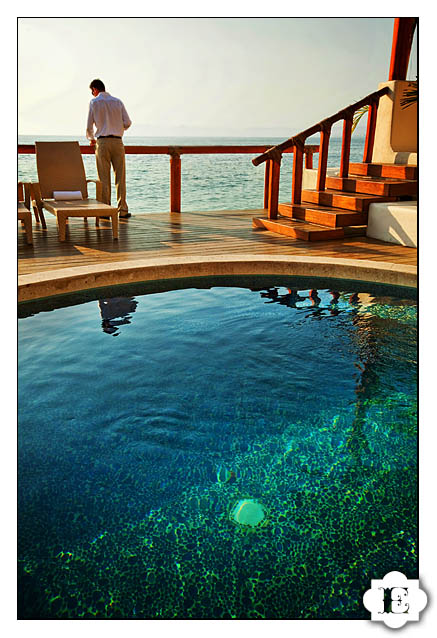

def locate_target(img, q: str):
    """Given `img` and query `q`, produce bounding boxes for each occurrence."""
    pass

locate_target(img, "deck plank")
[18,209,417,276]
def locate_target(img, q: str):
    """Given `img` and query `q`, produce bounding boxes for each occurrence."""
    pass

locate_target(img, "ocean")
[18,135,367,215]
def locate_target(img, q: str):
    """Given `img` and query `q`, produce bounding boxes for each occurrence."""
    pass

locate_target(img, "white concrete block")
[366,201,417,248]
[302,167,339,190]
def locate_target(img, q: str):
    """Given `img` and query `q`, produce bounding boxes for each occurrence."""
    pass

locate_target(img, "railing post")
[169,148,181,213]
[305,150,313,169]
[339,115,353,178]
[264,160,271,209]
[363,100,378,163]
[316,125,331,191]
[389,18,416,81]
[268,154,282,219]
[291,144,304,204]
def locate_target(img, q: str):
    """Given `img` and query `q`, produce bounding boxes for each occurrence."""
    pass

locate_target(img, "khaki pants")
[95,138,128,214]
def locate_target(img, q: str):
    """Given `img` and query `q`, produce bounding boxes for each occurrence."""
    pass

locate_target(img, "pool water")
[18,281,417,619]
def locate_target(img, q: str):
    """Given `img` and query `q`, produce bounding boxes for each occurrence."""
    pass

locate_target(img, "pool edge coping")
[18,255,417,302]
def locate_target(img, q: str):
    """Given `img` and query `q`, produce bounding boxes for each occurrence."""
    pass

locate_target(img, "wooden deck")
[18,209,417,276]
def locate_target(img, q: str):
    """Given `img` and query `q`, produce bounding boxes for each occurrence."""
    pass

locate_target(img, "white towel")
[53,190,83,200]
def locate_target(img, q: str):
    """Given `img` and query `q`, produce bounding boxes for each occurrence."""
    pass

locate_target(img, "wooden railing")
[252,86,390,218]
[18,143,319,213]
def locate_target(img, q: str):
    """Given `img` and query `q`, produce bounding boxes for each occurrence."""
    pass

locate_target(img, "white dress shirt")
[86,92,132,141]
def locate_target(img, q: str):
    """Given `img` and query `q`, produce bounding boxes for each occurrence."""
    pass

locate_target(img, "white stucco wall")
[302,167,339,190]
[372,80,417,165]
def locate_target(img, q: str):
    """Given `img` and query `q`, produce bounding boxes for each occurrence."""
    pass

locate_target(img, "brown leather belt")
[98,135,121,139]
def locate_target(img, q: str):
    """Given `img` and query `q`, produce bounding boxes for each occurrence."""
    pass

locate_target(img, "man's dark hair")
[89,79,105,92]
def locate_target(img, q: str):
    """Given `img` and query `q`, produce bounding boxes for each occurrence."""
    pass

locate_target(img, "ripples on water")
[18,282,417,619]
[18,135,366,214]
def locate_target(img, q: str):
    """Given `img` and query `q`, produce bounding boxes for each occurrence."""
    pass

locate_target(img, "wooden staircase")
[251,86,417,243]
[252,162,417,241]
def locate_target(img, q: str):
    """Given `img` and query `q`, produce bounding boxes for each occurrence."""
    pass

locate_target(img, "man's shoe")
[119,212,131,219]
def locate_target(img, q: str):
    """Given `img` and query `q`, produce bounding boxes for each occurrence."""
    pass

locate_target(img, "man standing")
[86,79,132,218]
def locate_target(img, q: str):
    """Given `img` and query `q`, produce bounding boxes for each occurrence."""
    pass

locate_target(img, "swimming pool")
[18,276,417,619]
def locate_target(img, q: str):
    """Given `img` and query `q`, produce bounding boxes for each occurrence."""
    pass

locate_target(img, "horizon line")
[18,133,365,139]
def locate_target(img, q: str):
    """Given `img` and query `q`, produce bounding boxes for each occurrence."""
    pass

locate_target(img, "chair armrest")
[86,179,103,202]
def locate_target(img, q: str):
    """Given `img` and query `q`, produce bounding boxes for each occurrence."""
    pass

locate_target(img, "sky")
[18,17,417,138]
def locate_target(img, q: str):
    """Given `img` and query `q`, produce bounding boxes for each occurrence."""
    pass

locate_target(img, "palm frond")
[400,82,418,109]
[352,105,369,134]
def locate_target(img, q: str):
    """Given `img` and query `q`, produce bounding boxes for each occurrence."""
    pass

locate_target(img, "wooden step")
[301,188,397,213]
[253,216,344,241]
[278,202,367,228]
[326,175,417,197]
[343,225,368,237]
[349,162,417,180]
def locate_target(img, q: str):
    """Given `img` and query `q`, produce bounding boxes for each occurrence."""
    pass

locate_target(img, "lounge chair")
[32,141,118,241]
[18,182,33,245]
